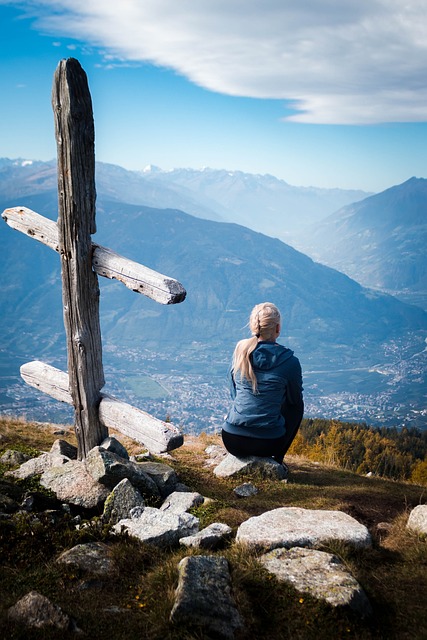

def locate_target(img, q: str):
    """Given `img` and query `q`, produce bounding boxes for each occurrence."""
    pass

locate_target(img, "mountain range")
[0,158,426,431]
[295,177,427,310]
[0,158,370,238]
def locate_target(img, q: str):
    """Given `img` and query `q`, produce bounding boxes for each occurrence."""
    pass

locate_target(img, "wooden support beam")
[20,361,183,454]
[1,206,186,305]
[52,58,106,457]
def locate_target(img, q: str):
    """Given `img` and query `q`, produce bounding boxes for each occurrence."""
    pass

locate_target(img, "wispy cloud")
[5,0,427,124]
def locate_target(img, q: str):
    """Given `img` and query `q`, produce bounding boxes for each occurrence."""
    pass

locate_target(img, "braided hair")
[232,302,281,392]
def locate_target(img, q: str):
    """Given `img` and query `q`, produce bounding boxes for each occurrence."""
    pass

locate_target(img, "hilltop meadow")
[0,415,426,639]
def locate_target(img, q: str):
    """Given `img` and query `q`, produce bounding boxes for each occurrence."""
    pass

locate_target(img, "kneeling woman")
[222,302,303,465]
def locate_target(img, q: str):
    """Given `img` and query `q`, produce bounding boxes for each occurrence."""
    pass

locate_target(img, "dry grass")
[0,418,426,639]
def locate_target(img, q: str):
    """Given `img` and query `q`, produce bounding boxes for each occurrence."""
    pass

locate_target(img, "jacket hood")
[251,341,294,371]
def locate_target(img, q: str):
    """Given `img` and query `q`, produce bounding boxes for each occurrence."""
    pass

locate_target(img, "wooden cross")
[2,58,186,459]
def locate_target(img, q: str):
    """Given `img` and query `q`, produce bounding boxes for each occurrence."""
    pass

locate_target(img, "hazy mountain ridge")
[0,158,371,236]
[1,175,426,430]
[299,177,427,308]
[140,165,371,239]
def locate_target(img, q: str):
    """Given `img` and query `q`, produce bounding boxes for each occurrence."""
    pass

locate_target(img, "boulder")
[407,504,427,535]
[7,452,68,480]
[0,450,30,466]
[84,447,160,500]
[137,461,178,497]
[170,555,243,639]
[102,478,145,524]
[180,523,233,549]
[8,591,78,631]
[40,460,109,509]
[113,506,199,548]
[0,492,20,513]
[236,507,372,550]
[50,439,78,460]
[100,436,129,460]
[160,491,204,515]
[56,542,115,576]
[260,547,372,617]
[213,454,287,480]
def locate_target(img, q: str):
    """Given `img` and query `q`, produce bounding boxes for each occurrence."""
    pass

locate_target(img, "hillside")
[0,417,426,639]
[300,177,427,309]
[141,165,370,239]
[1,158,427,430]
[2,187,427,430]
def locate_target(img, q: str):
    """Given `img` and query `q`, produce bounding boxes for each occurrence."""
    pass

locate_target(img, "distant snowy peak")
[141,164,162,174]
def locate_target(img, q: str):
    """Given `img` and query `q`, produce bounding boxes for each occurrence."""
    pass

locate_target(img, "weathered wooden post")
[2,58,187,459]
[52,58,106,457]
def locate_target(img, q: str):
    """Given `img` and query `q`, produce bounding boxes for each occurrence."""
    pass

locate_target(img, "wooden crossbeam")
[20,361,183,454]
[2,58,187,459]
[1,206,186,305]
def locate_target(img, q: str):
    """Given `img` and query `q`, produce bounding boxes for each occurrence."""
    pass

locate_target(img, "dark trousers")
[221,429,290,464]
[222,402,303,464]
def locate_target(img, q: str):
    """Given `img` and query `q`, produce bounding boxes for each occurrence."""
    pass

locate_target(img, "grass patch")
[0,419,426,639]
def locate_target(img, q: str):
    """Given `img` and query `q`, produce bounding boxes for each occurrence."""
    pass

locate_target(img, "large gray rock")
[102,478,145,524]
[170,555,243,639]
[0,492,19,513]
[407,504,427,535]
[180,523,233,549]
[137,461,178,497]
[260,547,372,617]
[8,591,78,631]
[56,542,115,576]
[214,454,287,480]
[85,447,160,500]
[236,507,372,550]
[160,491,204,515]
[113,506,199,548]
[50,439,78,460]
[100,436,129,460]
[40,460,109,509]
[0,449,30,466]
[7,452,68,479]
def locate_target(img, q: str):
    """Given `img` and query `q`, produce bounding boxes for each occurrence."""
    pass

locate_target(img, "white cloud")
[7,0,427,123]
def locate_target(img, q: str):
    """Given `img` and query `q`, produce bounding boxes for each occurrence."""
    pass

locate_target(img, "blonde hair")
[232,302,281,392]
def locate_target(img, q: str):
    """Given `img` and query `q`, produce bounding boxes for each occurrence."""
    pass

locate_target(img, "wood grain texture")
[52,58,106,457]
[2,206,186,304]
[20,361,183,453]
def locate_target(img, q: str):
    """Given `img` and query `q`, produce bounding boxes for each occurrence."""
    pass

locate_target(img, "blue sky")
[1,1,426,192]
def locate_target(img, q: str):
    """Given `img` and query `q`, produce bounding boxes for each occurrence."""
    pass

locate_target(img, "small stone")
[214,454,287,480]
[233,482,258,498]
[160,491,204,515]
[407,504,427,535]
